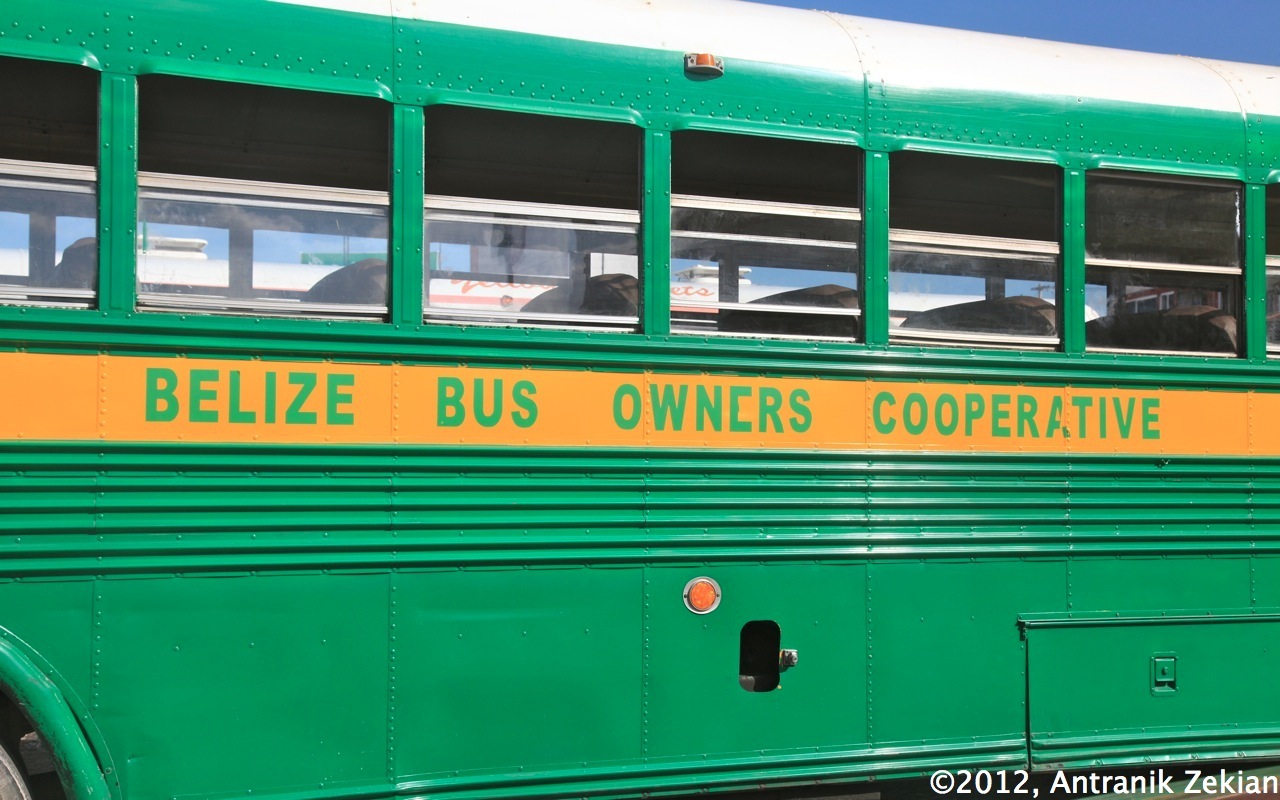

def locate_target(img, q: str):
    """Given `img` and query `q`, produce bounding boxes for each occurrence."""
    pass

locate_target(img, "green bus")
[3,1,1280,799]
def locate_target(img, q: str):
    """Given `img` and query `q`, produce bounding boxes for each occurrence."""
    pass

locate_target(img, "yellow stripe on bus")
[0,352,1266,455]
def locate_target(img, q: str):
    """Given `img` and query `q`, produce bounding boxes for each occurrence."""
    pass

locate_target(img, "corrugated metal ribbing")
[1,446,1274,576]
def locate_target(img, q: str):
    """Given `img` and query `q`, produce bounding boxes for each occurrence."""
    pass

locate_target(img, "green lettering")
[473,379,504,428]
[265,372,277,424]
[789,389,812,433]
[613,384,641,430]
[873,391,897,435]
[1016,395,1039,438]
[758,387,783,433]
[1099,394,1109,438]
[286,373,318,425]
[728,386,751,433]
[991,394,1011,437]
[437,377,465,428]
[964,393,986,436]
[1045,396,1064,438]
[651,384,688,432]
[1142,397,1160,439]
[228,370,256,424]
[513,380,538,429]
[695,385,722,432]
[1113,396,1135,438]
[935,393,959,436]
[326,374,355,426]
[903,392,927,435]
[1071,396,1093,438]
[145,368,180,422]
[190,369,219,423]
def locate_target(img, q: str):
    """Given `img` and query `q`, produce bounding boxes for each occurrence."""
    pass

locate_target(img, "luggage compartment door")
[1023,611,1280,769]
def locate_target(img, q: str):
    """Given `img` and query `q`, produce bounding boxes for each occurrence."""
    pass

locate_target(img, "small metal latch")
[1151,655,1177,694]
[779,649,799,672]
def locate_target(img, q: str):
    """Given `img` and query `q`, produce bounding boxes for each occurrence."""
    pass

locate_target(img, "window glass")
[1087,173,1240,267]
[424,106,640,327]
[890,152,1059,345]
[137,178,387,315]
[137,76,390,318]
[1085,268,1237,353]
[670,131,861,339]
[1085,172,1241,355]
[1265,184,1280,350]
[0,57,98,306]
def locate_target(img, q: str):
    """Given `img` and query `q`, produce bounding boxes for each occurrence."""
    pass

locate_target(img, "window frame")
[420,104,643,333]
[136,171,390,320]
[888,228,1061,349]
[1083,169,1243,358]
[1267,253,1280,355]
[885,150,1063,350]
[0,156,98,309]
[669,192,863,340]
[423,193,640,330]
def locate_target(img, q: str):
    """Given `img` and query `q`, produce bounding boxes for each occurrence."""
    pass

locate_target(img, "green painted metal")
[1024,611,1280,768]
[862,151,890,346]
[642,129,672,336]
[1061,169,1087,356]
[3,1,1280,800]
[95,574,390,799]
[391,104,426,327]
[98,72,136,316]
[1246,183,1269,362]
[0,632,113,800]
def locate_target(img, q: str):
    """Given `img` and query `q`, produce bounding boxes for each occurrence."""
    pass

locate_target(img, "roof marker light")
[684,53,725,78]
[684,576,722,614]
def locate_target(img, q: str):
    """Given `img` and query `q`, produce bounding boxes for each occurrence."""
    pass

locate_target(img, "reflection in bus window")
[1085,172,1241,355]
[0,57,99,307]
[890,152,1060,347]
[0,168,97,303]
[137,76,390,318]
[426,197,638,324]
[1265,185,1280,352]
[424,106,640,328]
[1085,270,1238,353]
[670,132,861,339]
[137,176,388,316]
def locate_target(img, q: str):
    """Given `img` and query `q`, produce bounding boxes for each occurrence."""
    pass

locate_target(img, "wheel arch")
[0,633,112,800]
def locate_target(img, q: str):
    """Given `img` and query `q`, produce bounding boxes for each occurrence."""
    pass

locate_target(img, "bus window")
[0,56,98,308]
[670,131,861,339]
[1265,185,1280,353]
[423,106,640,328]
[889,152,1059,348]
[1085,172,1241,355]
[137,76,389,319]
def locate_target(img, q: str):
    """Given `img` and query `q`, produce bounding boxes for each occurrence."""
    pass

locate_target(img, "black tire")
[0,744,32,800]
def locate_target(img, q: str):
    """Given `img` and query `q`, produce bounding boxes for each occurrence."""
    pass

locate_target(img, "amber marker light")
[683,576,722,614]
[683,52,725,77]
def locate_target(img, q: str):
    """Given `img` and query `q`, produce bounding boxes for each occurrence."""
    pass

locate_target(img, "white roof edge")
[268,0,1280,116]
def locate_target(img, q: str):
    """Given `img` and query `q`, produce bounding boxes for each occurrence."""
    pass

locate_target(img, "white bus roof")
[271,0,1280,116]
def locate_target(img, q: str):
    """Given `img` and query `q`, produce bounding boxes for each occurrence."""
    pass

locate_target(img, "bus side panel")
[643,563,868,758]
[392,565,644,778]
[0,578,95,700]
[1024,554,1279,767]
[1255,556,1280,606]
[866,560,1066,746]
[92,572,391,799]
[1067,555,1252,611]
[1027,618,1280,767]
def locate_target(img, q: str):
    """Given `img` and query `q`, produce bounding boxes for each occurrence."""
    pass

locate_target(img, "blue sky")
[758,0,1280,66]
